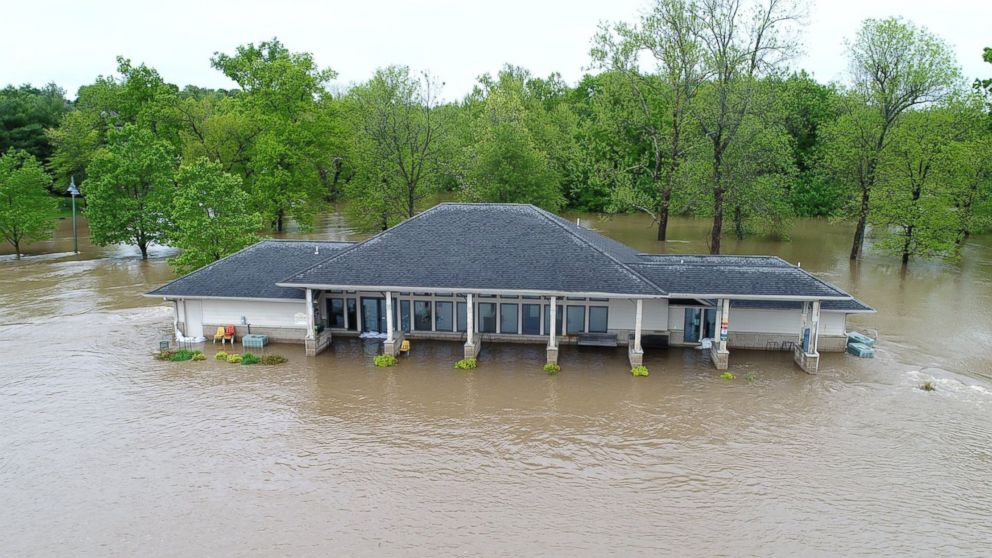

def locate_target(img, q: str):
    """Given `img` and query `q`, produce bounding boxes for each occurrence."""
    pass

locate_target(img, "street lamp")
[67,176,79,254]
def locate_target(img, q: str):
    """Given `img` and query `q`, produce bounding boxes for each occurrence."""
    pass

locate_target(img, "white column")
[549,296,557,348]
[800,301,810,351]
[811,300,821,354]
[718,298,730,351]
[466,293,475,344]
[633,299,643,352]
[385,291,394,343]
[305,288,315,339]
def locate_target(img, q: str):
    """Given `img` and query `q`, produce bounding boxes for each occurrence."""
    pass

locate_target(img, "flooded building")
[146,203,873,373]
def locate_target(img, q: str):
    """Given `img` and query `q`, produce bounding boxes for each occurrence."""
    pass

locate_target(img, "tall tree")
[591,0,705,240]
[211,39,340,232]
[0,149,56,259]
[166,157,262,273]
[692,0,804,254]
[48,57,180,185]
[841,17,960,260]
[83,125,175,259]
[345,66,447,230]
[0,84,69,164]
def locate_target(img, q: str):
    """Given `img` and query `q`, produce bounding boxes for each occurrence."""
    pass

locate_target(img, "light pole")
[67,176,79,254]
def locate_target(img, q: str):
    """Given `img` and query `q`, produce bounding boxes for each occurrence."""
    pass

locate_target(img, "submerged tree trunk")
[734,205,744,240]
[710,142,725,255]
[13,239,20,260]
[138,241,148,261]
[275,208,285,233]
[657,187,671,241]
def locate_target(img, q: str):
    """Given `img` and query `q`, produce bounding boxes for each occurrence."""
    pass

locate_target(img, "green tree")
[0,84,69,163]
[0,149,56,258]
[83,125,175,259]
[466,81,564,210]
[840,17,961,260]
[167,157,262,273]
[210,39,341,232]
[48,57,180,185]
[591,0,704,240]
[344,66,447,230]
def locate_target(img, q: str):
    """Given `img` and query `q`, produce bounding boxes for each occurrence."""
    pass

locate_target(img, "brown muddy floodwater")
[1,212,991,556]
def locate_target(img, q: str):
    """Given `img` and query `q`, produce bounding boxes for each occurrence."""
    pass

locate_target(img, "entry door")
[683,308,702,343]
[361,297,386,333]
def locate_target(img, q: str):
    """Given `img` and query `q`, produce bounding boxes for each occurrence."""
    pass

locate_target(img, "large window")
[521,304,541,335]
[566,305,586,334]
[346,298,357,331]
[328,298,346,328]
[400,300,411,332]
[436,301,454,331]
[414,301,432,331]
[478,303,497,333]
[588,306,608,333]
[499,303,518,334]
[543,304,563,336]
[456,302,467,332]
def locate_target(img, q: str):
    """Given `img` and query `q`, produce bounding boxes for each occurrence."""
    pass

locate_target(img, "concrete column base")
[628,345,644,368]
[710,345,729,370]
[383,331,405,357]
[464,338,481,360]
[305,330,332,356]
[546,345,559,365]
[794,346,820,374]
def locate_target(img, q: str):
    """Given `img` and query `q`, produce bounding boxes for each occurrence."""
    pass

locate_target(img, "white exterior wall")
[200,299,307,329]
[605,299,667,331]
[183,300,204,337]
[726,308,846,335]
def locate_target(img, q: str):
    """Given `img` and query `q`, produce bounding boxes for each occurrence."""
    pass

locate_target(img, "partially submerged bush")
[170,349,196,362]
[192,351,206,361]
[920,381,936,392]
[215,351,229,361]
[260,354,288,365]
[631,366,649,377]
[720,372,735,380]
[544,362,560,375]
[454,358,477,370]
[744,371,757,384]
[374,354,398,367]
[154,349,174,361]
[226,353,243,364]
[241,353,260,365]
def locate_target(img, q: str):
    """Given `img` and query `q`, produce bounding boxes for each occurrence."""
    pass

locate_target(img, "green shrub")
[744,371,757,384]
[631,366,649,377]
[192,352,206,361]
[226,353,243,364]
[215,351,229,361]
[154,349,174,361]
[920,381,936,392]
[260,354,288,365]
[454,358,477,370]
[170,349,196,362]
[720,372,735,380]
[374,354,398,367]
[241,353,260,365]
[543,362,560,375]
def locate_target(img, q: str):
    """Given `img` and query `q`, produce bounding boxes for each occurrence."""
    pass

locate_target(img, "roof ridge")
[278,205,446,286]
[525,205,668,295]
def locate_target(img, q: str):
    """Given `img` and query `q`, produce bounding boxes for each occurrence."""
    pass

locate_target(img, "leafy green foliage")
[260,354,288,365]
[454,358,477,370]
[374,354,398,367]
[166,157,262,273]
[544,362,561,375]
[0,149,56,258]
[0,84,69,163]
[155,349,174,361]
[83,124,175,259]
[170,349,196,362]
[215,351,229,361]
[226,353,243,364]
[631,366,649,377]
[241,352,260,365]
[191,352,206,361]
[720,371,735,380]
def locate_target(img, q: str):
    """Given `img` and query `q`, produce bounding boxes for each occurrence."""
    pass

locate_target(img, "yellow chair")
[213,326,225,344]
[400,340,411,354]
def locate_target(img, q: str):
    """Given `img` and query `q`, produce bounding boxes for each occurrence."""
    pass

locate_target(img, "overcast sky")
[2,0,988,99]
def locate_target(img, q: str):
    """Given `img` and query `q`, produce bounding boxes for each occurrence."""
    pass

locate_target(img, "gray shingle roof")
[280,203,663,296]
[146,240,354,300]
[629,254,852,299]
[700,299,874,312]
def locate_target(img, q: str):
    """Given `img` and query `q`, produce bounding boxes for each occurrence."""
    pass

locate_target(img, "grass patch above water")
[241,353,260,365]
[374,354,398,367]
[720,372,736,380]
[454,358,477,370]
[544,363,560,375]
[260,354,288,365]
[631,366,649,377]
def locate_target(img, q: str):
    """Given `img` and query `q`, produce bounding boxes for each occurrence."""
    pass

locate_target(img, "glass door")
[361,297,386,333]
[683,308,702,343]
